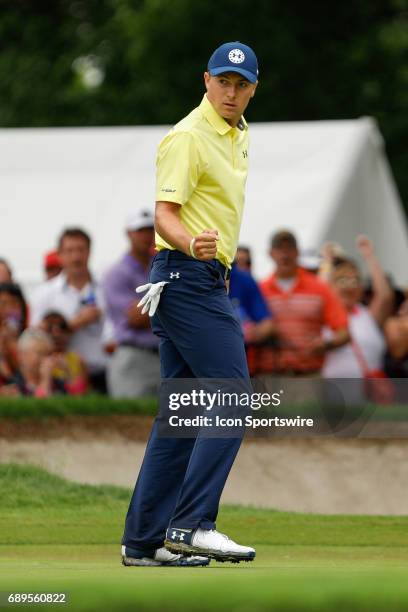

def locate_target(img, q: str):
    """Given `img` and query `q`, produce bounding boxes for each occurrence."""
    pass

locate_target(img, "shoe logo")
[170,272,180,279]
[171,530,185,541]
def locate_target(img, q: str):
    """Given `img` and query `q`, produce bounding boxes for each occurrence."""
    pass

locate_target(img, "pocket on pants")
[150,260,223,294]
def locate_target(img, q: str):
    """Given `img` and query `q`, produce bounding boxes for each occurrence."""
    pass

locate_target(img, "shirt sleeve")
[155,131,202,205]
[321,283,348,330]
[242,275,272,323]
[102,268,135,324]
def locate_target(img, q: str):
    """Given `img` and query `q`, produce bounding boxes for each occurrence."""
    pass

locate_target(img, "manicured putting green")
[1,464,408,611]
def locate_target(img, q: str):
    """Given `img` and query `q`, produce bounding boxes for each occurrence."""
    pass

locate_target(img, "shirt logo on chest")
[170,272,180,279]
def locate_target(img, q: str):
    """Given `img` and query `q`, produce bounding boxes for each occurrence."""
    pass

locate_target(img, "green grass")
[1,464,408,611]
[0,396,157,418]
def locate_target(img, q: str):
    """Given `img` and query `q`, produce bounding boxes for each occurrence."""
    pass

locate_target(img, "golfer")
[121,41,258,567]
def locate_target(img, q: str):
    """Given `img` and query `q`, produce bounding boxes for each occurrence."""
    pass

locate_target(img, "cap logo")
[228,48,245,64]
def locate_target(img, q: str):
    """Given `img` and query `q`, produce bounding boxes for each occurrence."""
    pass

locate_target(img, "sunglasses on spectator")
[44,321,69,332]
[334,277,361,288]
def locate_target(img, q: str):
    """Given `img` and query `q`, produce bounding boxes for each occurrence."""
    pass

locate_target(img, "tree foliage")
[1,0,407,207]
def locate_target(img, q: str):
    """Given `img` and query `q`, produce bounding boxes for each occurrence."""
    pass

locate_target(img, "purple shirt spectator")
[103,253,158,349]
[103,209,160,398]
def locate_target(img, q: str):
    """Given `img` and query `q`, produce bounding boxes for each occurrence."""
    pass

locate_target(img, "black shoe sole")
[122,555,210,567]
[164,539,255,563]
[122,556,161,567]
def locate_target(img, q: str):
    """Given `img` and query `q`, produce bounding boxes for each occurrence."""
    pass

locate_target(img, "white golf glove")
[136,281,168,316]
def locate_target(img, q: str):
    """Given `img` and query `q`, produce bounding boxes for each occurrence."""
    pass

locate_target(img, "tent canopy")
[1,118,406,297]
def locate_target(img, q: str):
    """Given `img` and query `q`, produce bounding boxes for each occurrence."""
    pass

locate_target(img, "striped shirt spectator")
[256,230,349,375]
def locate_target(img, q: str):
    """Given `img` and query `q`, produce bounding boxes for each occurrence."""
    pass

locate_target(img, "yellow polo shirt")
[155,94,249,268]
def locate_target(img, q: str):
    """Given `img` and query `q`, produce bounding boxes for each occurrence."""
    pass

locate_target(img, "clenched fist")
[192,229,219,261]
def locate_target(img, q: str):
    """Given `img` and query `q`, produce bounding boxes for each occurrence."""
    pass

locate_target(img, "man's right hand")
[70,305,101,330]
[192,229,219,261]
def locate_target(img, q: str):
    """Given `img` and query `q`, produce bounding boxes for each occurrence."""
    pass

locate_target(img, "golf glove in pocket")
[136,281,168,317]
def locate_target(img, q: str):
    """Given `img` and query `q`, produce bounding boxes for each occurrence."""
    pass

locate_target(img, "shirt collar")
[59,271,95,292]
[52,272,66,289]
[199,94,247,136]
[269,267,303,293]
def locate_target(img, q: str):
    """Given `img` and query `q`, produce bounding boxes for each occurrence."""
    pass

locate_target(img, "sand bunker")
[1,416,407,515]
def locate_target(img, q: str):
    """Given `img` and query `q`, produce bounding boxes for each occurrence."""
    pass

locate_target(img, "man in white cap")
[102,210,160,397]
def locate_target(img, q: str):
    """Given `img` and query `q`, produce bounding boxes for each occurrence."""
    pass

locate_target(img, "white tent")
[244,118,408,285]
[0,117,407,299]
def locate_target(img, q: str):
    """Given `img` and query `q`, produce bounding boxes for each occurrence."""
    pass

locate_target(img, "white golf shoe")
[164,527,256,563]
[121,544,210,567]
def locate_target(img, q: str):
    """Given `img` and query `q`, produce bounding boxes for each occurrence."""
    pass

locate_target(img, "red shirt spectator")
[259,267,348,373]
[255,230,349,375]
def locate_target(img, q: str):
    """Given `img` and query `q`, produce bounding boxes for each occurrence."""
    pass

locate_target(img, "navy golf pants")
[122,250,249,552]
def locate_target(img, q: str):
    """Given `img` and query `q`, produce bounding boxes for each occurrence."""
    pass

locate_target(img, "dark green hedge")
[0,395,407,423]
[0,396,158,419]
[1,1,408,208]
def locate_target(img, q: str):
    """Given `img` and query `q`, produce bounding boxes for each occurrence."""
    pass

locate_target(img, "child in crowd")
[40,311,88,395]
[0,329,66,397]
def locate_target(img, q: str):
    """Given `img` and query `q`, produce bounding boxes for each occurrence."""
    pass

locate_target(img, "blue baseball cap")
[208,42,258,83]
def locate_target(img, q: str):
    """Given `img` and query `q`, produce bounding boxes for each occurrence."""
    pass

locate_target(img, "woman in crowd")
[0,282,28,387]
[321,235,393,380]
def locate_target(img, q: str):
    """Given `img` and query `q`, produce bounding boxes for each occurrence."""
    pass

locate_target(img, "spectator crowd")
[1,210,407,402]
